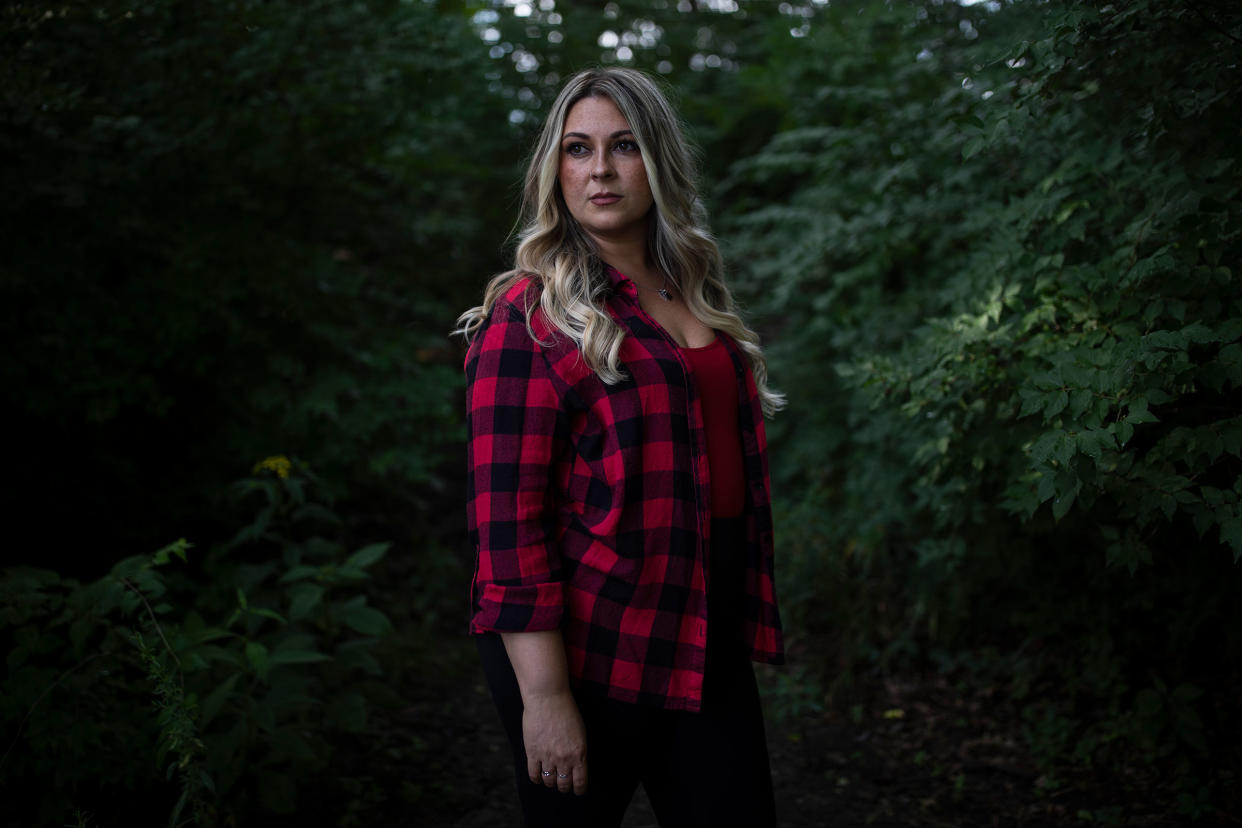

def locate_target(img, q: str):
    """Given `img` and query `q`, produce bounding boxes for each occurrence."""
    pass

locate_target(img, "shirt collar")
[604,264,639,299]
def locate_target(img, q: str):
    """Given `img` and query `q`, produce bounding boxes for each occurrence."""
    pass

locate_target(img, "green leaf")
[269,633,332,666]
[110,556,149,580]
[345,542,389,570]
[268,648,332,666]
[1018,387,1045,418]
[1037,470,1056,503]
[1055,199,1088,224]
[1077,428,1115,460]
[231,506,274,546]
[186,625,232,647]
[291,502,343,526]
[1051,468,1080,521]
[341,602,391,637]
[287,584,325,622]
[1044,390,1069,418]
[336,639,383,675]
[200,672,241,729]
[152,538,192,566]
[1220,517,1242,562]
[1125,398,1159,425]
[1069,388,1093,419]
[1052,489,1076,521]
[1030,431,1060,464]
[250,607,288,625]
[278,565,321,584]
[1181,322,1215,344]
[1216,318,1242,343]
[196,644,244,667]
[245,640,269,682]
[1051,433,1075,467]
[335,565,370,582]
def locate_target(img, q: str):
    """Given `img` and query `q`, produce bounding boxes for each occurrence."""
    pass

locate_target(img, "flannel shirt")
[465,266,784,712]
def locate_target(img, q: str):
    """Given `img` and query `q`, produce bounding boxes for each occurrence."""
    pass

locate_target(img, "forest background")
[2,0,1240,825]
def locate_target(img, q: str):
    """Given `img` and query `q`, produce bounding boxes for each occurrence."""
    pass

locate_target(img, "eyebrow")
[562,129,635,141]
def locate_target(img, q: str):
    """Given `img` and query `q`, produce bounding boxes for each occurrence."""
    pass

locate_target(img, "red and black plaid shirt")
[465,266,784,712]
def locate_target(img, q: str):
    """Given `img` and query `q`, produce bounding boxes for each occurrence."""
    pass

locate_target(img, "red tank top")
[681,335,745,518]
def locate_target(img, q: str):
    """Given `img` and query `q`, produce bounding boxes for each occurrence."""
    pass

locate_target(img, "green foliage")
[131,626,210,828]
[2,0,510,553]
[717,0,1242,799]
[0,460,392,824]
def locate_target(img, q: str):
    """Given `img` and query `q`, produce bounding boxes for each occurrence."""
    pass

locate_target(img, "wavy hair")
[456,67,783,416]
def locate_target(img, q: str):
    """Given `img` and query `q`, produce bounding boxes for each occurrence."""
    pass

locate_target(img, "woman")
[457,67,784,827]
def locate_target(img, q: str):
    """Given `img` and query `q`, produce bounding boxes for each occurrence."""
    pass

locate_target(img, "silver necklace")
[657,277,674,302]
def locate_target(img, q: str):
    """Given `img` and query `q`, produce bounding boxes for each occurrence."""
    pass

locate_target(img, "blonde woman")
[458,67,783,827]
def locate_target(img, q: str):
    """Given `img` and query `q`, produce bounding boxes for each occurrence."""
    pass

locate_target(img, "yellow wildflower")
[253,455,292,479]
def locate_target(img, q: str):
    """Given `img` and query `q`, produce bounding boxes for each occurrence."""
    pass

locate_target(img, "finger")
[573,763,589,796]
[526,753,541,785]
[555,768,572,794]
[541,763,558,788]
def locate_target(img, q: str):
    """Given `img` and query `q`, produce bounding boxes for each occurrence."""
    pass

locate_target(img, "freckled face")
[558,95,655,247]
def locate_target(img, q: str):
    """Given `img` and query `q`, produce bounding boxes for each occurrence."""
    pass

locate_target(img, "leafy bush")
[0,459,392,824]
[718,0,1242,798]
[1,0,510,557]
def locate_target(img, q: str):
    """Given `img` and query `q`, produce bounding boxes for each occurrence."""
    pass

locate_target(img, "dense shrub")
[1,0,511,560]
[0,460,392,824]
[718,0,1242,803]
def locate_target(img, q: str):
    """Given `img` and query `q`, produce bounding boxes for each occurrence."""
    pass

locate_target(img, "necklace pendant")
[658,287,673,301]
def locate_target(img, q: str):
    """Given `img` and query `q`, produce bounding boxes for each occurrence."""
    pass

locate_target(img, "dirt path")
[344,633,1227,828]
[345,529,1232,827]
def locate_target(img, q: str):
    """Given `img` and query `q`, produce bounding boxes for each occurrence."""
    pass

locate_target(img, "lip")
[589,193,622,205]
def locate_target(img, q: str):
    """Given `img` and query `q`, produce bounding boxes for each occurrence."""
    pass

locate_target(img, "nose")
[591,153,614,180]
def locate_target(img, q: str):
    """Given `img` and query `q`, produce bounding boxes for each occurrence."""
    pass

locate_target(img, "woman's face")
[558,95,654,249]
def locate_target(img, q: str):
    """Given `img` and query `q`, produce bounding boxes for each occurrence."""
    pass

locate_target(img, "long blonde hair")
[456,67,784,416]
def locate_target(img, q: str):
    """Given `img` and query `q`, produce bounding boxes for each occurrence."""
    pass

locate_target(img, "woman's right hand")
[499,630,587,795]
[522,690,589,796]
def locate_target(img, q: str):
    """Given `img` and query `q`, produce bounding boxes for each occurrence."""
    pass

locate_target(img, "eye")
[614,140,639,154]
[564,142,590,157]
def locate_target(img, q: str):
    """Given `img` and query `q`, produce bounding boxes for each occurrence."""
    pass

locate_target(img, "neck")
[588,224,650,283]
[599,245,659,286]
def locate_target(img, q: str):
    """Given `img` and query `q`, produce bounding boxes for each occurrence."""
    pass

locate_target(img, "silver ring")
[541,770,552,777]
[558,773,569,778]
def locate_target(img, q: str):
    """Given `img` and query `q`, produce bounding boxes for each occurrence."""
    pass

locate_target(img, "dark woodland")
[3,0,1241,825]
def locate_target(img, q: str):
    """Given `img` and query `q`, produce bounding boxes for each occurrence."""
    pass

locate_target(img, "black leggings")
[476,517,778,828]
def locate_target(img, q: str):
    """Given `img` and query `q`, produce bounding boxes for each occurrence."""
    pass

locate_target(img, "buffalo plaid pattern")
[466,267,784,712]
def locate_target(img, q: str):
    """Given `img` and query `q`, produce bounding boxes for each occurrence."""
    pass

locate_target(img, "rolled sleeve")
[474,581,564,632]
[466,288,567,634]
